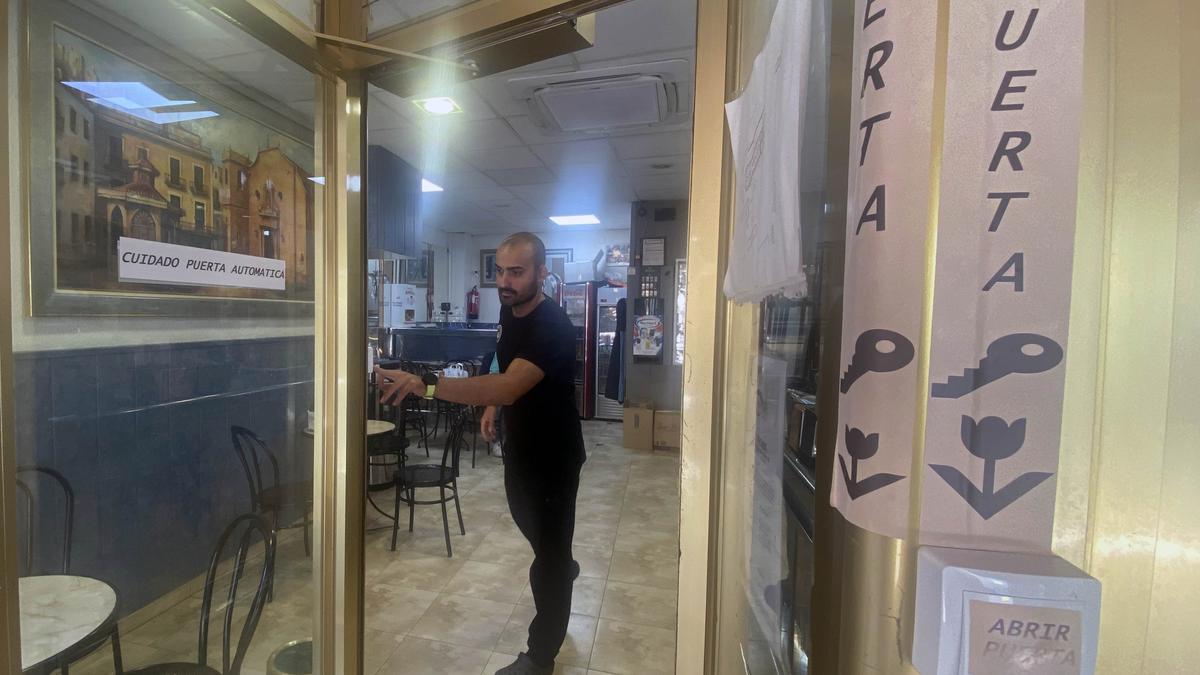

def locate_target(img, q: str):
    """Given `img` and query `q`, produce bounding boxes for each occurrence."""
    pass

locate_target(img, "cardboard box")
[623,404,655,451]
[653,410,681,451]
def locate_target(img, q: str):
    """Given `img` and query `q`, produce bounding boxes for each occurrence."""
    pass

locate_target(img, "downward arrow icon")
[838,426,906,500]
[930,415,1054,519]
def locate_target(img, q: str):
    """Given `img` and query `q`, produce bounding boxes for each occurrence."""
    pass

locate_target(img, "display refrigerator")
[562,282,597,418]
[595,286,626,421]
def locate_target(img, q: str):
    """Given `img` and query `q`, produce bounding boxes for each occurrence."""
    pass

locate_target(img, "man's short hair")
[499,232,547,270]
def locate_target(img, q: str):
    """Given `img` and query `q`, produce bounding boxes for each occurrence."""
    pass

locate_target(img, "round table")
[20,575,118,672]
[301,420,394,438]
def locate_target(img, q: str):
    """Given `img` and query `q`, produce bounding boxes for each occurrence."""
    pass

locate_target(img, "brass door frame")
[0,0,737,671]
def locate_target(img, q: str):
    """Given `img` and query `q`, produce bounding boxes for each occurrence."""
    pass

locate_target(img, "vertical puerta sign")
[832,0,939,539]
[832,0,1085,551]
[921,0,1084,551]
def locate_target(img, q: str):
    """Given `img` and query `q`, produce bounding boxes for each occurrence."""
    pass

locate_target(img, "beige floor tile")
[518,575,606,617]
[446,560,531,603]
[612,527,678,559]
[572,522,618,549]
[607,549,679,591]
[364,629,404,675]
[589,619,676,675]
[573,545,614,579]
[372,555,465,593]
[482,653,585,672]
[364,582,440,634]
[408,593,516,650]
[376,636,492,675]
[599,581,678,629]
[494,606,598,668]
[484,652,588,674]
[469,531,536,567]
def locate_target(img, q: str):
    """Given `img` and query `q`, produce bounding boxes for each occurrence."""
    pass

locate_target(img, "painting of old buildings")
[52,27,315,301]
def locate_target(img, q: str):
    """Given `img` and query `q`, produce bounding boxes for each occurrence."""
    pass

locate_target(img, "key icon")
[840,329,915,394]
[930,333,1063,399]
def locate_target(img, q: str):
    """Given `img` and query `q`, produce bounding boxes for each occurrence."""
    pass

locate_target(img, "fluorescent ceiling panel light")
[307,176,326,185]
[411,96,462,115]
[421,179,444,193]
[62,81,218,124]
[550,214,600,226]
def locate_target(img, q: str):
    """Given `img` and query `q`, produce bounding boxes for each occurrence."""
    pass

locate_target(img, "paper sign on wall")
[920,0,1085,551]
[118,236,286,291]
[967,600,1083,675]
[831,0,939,539]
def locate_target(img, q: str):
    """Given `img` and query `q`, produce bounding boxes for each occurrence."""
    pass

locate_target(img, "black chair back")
[199,513,275,675]
[231,426,280,513]
[15,466,73,575]
[438,408,471,475]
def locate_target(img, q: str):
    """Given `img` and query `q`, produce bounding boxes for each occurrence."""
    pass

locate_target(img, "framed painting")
[480,249,498,287]
[26,0,318,316]
[402,248,432,287]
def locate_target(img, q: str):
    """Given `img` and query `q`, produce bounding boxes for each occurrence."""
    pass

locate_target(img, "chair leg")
[408,486,416,533]
[452,483,466,535]
[439,485,452,557]
[111,625,124,674]
[267,512,279,603]
[390,480,402,551]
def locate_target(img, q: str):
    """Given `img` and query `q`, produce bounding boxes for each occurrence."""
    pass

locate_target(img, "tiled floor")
[73,420,681,675]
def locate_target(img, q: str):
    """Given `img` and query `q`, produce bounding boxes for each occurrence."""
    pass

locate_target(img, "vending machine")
[562,282,598,419]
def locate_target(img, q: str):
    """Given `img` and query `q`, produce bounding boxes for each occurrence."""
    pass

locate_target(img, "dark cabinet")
[367,144,421,259]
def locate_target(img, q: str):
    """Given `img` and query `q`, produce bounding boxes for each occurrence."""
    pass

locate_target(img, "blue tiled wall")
[13,336,315,615]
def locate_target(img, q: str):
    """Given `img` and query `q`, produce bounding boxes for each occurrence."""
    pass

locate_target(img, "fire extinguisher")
[467,284,480,320]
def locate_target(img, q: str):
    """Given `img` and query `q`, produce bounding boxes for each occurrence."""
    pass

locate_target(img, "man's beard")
[498,280,540,307]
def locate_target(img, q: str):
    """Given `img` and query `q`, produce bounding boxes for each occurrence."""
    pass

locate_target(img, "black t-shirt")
[497,295,585,466]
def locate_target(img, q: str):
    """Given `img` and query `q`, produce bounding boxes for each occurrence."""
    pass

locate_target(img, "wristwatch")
[421,371,439,399]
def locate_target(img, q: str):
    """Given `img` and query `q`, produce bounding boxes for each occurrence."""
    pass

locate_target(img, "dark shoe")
[570,559,581,581]
[495,652,554,675]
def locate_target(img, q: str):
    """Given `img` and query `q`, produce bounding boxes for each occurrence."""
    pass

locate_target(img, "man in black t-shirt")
[376,232,584,675]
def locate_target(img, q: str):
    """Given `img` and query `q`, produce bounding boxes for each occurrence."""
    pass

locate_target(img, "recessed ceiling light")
[421,179,443,193]
[412,96,462,115]
[550,214,600,226]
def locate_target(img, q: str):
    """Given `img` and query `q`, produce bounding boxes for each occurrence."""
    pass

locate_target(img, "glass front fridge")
[562,281,597,418]
[595,286,626,421]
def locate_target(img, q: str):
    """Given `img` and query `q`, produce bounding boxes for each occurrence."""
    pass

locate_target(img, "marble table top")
[20,575,117,670]
[302,420,395,438]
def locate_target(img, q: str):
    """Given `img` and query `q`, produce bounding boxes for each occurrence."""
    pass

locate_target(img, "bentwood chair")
[230,427,312,600]
[17,466,123,675]
[391,408,469,557]
[125,514,276,675]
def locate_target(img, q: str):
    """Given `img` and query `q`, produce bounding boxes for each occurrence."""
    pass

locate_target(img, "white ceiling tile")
[505,115,568,146]
[485,166,558,187]
[623,154,691,177]
[431,168,497,191]
[455,185,518,204]
[610,130,693,160]
[530,140,617,167]
[432,117,524,151]
[464,147,544,172]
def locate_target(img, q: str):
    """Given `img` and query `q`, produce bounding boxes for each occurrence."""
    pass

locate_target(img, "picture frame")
[480,249,498,287]
[402,248,432,288]
[26,0,318,317]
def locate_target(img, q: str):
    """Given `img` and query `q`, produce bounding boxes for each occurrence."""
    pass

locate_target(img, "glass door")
[1,0,340,673]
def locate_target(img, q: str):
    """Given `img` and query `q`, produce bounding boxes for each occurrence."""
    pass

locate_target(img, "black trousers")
[503,455,583,666]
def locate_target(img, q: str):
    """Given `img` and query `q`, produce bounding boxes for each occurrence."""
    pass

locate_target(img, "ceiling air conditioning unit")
[507,59,691,135]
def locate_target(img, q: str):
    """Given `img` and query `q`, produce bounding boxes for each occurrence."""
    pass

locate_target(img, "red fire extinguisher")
[467,285,480,320]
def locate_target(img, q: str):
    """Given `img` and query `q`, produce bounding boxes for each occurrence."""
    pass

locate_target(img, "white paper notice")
[723,0,810,303]
[118,237,286,291]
